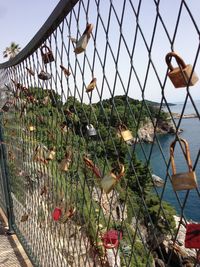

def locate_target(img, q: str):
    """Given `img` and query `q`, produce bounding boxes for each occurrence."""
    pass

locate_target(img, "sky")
[0,0,59,62]
[0,0,199,103]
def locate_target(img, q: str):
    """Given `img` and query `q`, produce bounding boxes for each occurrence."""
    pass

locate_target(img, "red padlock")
[52,207,62,221]
[102,230,122,249]
[185,224,200,248]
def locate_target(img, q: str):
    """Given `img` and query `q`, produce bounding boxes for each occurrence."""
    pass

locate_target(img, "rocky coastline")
[172,113,198,119]
[137,119,179,143]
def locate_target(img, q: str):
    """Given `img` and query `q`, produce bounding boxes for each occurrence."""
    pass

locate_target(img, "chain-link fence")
[0,0,200,266]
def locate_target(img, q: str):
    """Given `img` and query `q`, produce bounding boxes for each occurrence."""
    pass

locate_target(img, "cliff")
[138,119,177,143]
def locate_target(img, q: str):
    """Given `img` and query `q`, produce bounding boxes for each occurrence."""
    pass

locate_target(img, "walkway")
[0,209,33,267]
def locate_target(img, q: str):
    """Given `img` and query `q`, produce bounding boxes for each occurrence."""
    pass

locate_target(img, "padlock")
[29,125,36,132]
[86,78,97,93]
[42,95,50,106]
[33,144,48,164]
[38,70,51,80]
[59,207,76,223]
[170,138,198,191]
[25,67,35,76]
[86,124,97,137]
[1,101,12,112]
[60,152,72,172]
[60,65,71,76]
[74,23,93,54]
[185,224,200,248]
[117,124,133,142]
[165,52,199,88]
[40,45,54,64]
[102,230,122,249]
[52,207,62,221]
[83,156,101,178]
[101,164,125,194]
[46,147,56,161]
[20,213,29,222]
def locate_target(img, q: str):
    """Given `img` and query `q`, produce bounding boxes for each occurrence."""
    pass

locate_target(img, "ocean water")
[135,100,200,221]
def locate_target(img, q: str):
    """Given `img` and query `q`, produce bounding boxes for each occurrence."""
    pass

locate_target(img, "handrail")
[0,0,79,69]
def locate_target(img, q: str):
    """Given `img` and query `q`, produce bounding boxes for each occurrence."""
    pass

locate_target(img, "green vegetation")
[3,42,21,59]
[3,87,176,266]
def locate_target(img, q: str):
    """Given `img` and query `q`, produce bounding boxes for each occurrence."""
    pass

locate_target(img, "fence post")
[0,112,15,234]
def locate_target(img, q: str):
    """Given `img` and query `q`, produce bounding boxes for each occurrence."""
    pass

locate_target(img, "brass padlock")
[165,52,199,88]
[40,45,54,64]
[86,124,97,137]
[42,96,50,106]
[86,78,97,93]
[47,147,56,161]
[170,138,198,191]
[117,124,133,142]
[29,125,36,132]
[60,65,71,76]
[83,156,101,178]
[101,164,125,194]
[33,144,48,164]
[60,151,72,172]
[59,207,76,224]
[74,24,93,54]
[38,70,51,80]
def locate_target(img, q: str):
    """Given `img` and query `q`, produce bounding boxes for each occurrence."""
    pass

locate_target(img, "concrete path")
[0,209,33,267]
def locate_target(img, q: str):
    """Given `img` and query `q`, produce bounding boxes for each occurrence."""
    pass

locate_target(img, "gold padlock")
[74,24,93,54]
[83,156,101,178]
[165,52,199,88]
[29,125,36,132]
[60,151,72,172]
[101,164,125,194]
[33,145,48,164]
[86,78,97,93]
[117,124,133,142]
[47,147,56,161]
[170,138,198,191]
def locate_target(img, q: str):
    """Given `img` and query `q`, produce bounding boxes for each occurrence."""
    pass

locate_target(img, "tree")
[3,42,21,59]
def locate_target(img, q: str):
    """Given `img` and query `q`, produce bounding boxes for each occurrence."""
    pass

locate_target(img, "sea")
[135,100,200,222]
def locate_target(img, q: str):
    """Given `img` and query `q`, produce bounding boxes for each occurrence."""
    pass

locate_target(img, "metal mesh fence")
[0,0,200,266]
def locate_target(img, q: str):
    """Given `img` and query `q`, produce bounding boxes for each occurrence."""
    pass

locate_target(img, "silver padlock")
[86,124,97,137]
[166,52,199,88]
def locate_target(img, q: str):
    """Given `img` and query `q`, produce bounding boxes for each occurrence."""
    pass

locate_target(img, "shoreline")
[171,113,198,119]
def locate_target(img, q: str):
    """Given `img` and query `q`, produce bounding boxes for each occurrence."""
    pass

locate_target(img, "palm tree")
[3,42,21,59]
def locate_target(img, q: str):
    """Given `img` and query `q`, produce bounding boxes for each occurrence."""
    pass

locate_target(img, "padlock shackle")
[170,138,193,175]
[86,124,93,129]
[118,123,127,131]
[112,163,125,180]
[165,52,187,71]
[103,239,119,249]
[40,44,52,55]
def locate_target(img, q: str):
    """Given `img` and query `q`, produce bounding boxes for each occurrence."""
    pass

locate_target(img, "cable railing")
[0,0,200,266]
